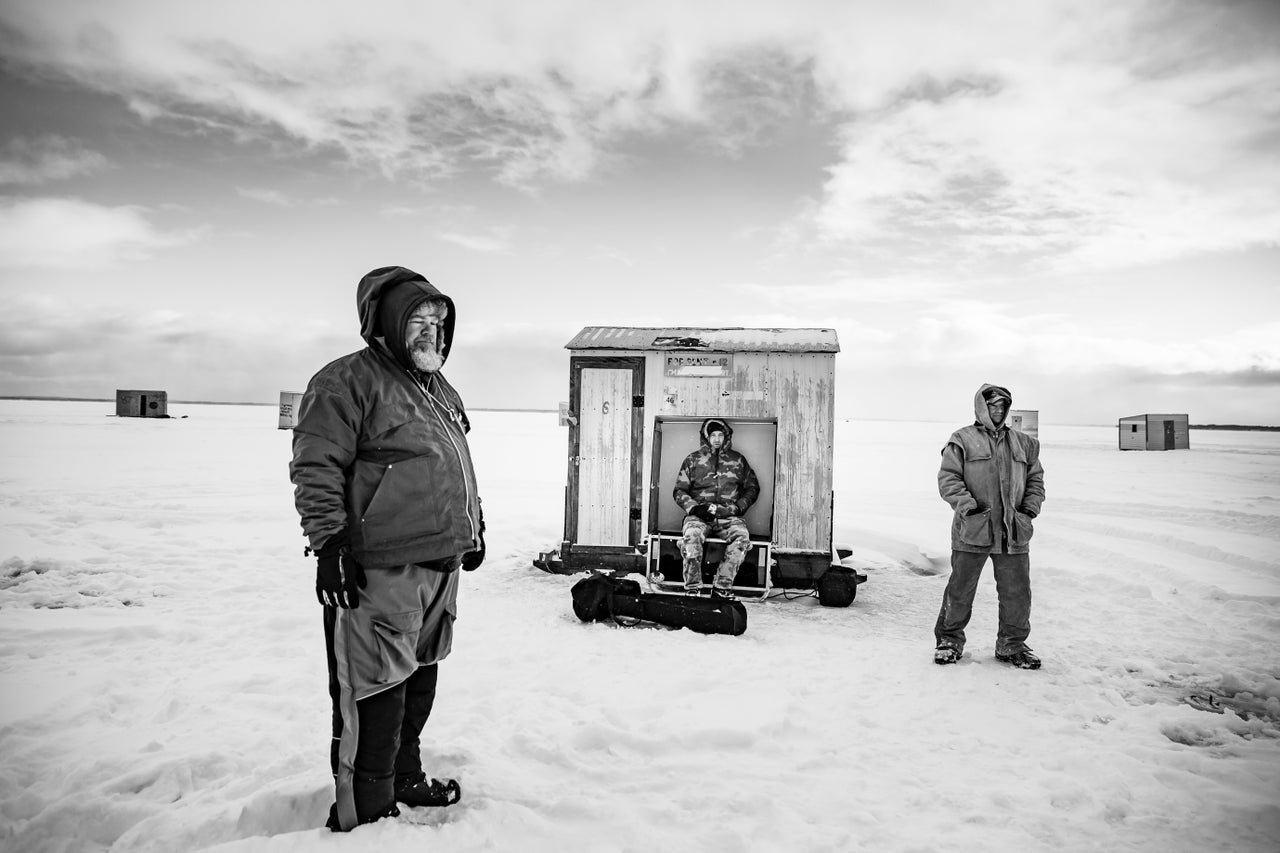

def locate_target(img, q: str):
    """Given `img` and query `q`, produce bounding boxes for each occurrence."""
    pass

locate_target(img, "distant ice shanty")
[1119,413,1190,450]
[1008,409,1039,438]
[278,391,305,430]
[537,325,859,599]
[115,389,167,418]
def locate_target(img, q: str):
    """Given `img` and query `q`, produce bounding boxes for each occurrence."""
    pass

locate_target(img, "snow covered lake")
[1,400,1277,852]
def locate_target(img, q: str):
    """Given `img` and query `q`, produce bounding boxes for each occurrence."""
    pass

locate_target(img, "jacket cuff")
[314,530,350,557]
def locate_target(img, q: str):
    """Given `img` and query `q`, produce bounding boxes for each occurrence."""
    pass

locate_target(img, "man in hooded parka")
[673,418,761,599]
[290,265,485,831]
[935,383,1045,669]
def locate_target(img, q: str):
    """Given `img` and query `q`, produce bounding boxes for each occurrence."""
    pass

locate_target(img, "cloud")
[0,135,108,185]
[437,231,511,254]
[0,197,197,269]
[808,2,1280,274]
[866,303,1280,381]
[0,1,822,189]
[1,0,1275,270]
[0,291,358,401]
[236,187,340,207]
[236,187,293,207]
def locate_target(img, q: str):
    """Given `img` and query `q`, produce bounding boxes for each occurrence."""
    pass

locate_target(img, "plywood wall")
[639,351,835,552]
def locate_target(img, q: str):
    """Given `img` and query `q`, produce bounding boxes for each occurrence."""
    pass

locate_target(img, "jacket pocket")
[956,509,993,548]
[1012,511,1035,546]
[358,455,449,548]
[371,610,424,684]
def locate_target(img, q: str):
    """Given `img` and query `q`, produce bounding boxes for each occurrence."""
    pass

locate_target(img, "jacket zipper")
[413,372,479,543]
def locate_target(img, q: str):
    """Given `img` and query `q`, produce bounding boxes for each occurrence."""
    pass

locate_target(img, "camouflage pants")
[680,515,752,591]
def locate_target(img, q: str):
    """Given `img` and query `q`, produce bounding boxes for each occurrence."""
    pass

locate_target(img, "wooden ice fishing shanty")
[115,389,168,418]
[278,391,304,430]
[1119,413,1190,450]
[1008,409,1039,438]
[537,326,848,597]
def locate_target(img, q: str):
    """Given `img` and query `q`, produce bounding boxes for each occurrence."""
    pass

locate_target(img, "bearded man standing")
[290,265,485,831]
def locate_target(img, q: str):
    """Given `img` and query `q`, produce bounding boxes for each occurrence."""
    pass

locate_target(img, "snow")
[2,399,1278,853]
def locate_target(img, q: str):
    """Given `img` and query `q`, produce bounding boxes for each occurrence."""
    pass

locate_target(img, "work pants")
[680,515,752,592]
[933,550,1031,656]
[323,560,459,830]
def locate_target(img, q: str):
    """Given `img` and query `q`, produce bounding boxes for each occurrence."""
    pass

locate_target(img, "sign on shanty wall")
[663,354,733,378]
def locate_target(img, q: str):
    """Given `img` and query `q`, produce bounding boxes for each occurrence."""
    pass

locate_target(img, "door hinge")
[630,508,642,520]
[632,394,644,408]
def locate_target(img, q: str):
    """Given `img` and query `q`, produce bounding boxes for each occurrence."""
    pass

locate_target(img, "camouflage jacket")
[673,418,760,517]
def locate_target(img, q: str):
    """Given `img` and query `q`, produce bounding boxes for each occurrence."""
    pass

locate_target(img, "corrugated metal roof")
[565,327,840,353]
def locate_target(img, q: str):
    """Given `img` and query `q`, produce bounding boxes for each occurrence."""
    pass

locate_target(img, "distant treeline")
[1190,424,1280,432]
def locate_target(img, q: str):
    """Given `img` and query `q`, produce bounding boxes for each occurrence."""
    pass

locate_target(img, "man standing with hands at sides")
[935,384,1045,669]
[290,265,486,832]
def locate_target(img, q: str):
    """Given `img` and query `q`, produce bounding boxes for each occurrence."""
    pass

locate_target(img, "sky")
[0,0,1278,425]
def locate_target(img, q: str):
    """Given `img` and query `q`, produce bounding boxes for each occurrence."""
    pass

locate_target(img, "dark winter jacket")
[290,266,481,568]
[938,383,1045,554]
[673,418,760,517]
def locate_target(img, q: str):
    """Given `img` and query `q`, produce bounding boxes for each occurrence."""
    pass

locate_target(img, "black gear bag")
[570,573,747,636]
[816,565,862,607]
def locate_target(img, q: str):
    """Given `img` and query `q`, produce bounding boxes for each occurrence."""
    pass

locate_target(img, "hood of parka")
[700,417,734,450]
[356,265,456,371]
[973,383,1013,431]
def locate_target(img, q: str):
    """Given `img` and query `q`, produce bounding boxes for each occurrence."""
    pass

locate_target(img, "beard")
[411,342,444,373]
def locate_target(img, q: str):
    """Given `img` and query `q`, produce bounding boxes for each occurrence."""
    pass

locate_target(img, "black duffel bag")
[816,565,862,607]
[570,573,747,636]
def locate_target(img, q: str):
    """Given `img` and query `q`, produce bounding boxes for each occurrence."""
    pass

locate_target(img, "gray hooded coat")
[938,383,1045,554]
[290,266,481,568]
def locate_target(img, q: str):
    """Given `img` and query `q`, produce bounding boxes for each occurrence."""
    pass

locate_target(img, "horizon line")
[2,397,1276,430]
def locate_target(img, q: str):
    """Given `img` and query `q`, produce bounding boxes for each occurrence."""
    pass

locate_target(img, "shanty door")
[568,357,644,547]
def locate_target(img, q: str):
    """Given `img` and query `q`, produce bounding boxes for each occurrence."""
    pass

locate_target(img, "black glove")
[965,504,987,516]
[689,504,715,522]
[462,501,486,571]
[314,534,366,609]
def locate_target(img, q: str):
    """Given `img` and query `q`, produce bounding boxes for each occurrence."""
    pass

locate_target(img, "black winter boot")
[395,772,462,808]
[326,800,400,832]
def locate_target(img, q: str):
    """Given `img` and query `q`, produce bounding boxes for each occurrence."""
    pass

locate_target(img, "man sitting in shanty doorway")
[673,418,761,600]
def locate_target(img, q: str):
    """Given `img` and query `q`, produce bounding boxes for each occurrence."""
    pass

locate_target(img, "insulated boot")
[934,645,961,665]
[325,801,400,832]
[394,772,462,808]
[995,649,1041,669]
